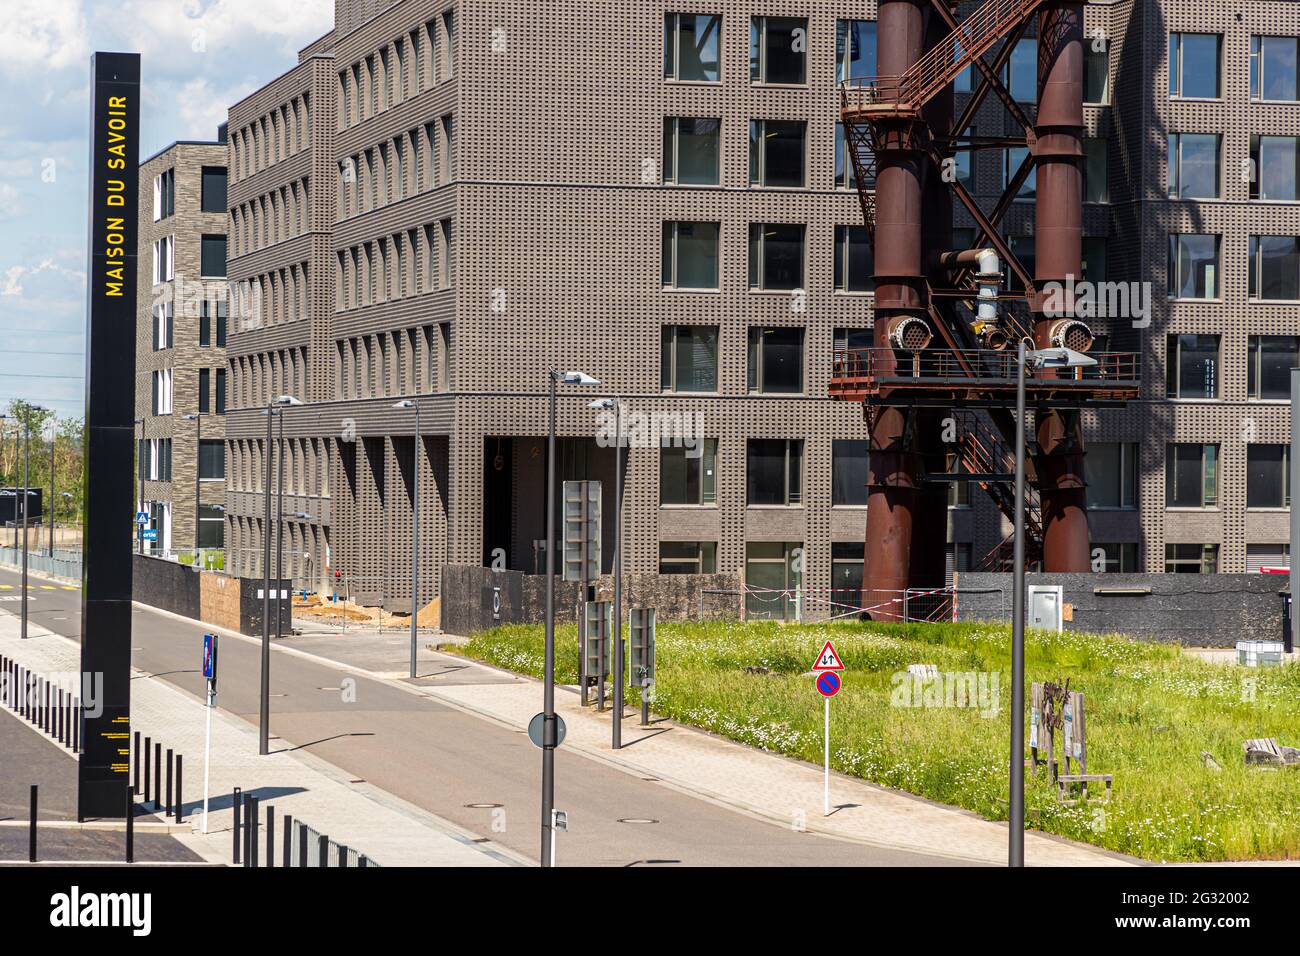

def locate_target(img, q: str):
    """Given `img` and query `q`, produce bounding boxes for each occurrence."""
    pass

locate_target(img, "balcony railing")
[831,347,1141,391]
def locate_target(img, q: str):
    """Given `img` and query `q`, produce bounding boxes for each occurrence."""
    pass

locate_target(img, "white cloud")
[0,257,85,298]
[0,184,23,221]
[0,0,88,75]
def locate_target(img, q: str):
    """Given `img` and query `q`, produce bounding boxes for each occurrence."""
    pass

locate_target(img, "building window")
[834,226,874,293]
[1169,33,1221,99]
[1165,543,1218,574]
[441,114,455,183]
[152,236,174,284]
[1249,236,1300,301]
[201,235,228,277]
[1249,136,1300,201]
[661,221,720,290]
[198,439,226,481]
[1248,335,1300,400]
[1166,443,1218,509]
[197,504,225,549]
[835,20,876,83]
[1246,543,1290,573]
[1082,237,1107,283]
[1167,133,1220,199]
[215,368,227,413]
[831,542,863,608]
[661,325,719,392]
[199,368,210,413]
[440,219,453,287]
[152,302,174,351]
[747,327,804,393]
[152,369,174,416]
[748,224,805,291]
[835,122,870,190]
[199,301,212,346]
[153,169,175,222]
[1247,445,1290,509]
[663,13,721,83]
[1167,234,1219,299]
[1086,442,1138,509]
[1094,542,1139,573]
[749,119,806,188]
[201,166,227,213]
[1165,334,1219,399]
[1004,38,1037,102]
[1083,138,1108,203]
[1084,43,1109,104]
[1251,36,1299,102]
[745,542,802,619]
[832,440,868,506]
[663,117,720,185]
[747,439,803,506]
[750,16,807,85]
[1003,146,1036,200]
[147,438,173,482]
[834,327,873,355]
[660,439,718,506]
[946,455,971,508]
[659,541,717,574]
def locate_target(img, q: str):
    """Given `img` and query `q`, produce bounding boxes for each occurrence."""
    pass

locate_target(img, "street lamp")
[1009,343,1097,867]
[20,406,47,641]
[589,397,626,750]
[181,413,202,564]
[542,369,599,867]
[259,395,303,756]
[392,400,422,679]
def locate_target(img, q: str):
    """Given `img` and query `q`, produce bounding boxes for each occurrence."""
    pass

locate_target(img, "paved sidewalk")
[275,627,1131,867]
[0,617,513,868]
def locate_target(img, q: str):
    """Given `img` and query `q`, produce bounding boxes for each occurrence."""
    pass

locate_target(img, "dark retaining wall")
[954,572,1288,647]
[133,555,289,637]
[440,565,742,635]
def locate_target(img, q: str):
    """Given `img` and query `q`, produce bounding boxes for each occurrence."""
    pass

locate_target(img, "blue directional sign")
[202,634,219,681]
[142,529,157,541]
[816,672,842,698]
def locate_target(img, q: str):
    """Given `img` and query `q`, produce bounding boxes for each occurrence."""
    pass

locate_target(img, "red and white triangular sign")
[811,640,844,672]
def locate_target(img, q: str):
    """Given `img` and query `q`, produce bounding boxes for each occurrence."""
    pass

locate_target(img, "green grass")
[452,619,1300,862]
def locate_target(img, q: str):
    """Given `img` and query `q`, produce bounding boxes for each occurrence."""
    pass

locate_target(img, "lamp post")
[20,406,45,640]
[181,413,201,562]
[46,416,56,557]
[589,397,625,749]
[541,369,600,867]
[1009,344,1096,867]
[393,400,421,679]
[259,395,303,756]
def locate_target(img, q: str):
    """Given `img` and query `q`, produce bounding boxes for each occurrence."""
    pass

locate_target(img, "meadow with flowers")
[455,619,1300,861]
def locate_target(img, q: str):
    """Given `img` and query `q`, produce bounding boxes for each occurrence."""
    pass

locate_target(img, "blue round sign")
[816,672,842,698]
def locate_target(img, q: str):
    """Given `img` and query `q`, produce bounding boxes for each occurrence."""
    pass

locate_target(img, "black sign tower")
[79,52,140,818]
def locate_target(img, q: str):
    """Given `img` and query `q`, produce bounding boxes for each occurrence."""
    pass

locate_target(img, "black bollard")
[248,795,259,867]
[72,698,79,752]
[143,736,152,807]
[125,782,134,864]
[242,793,252,867]
[338,843,350,868]
[28,785,37,863]
[282,814,293,867]
[175,755,183,825]
[133,731,140,794]
[153,742,161,810]
[266,804,274,869]
[317,834,328,868]
[298,822,308,867]
[165,748,173,817]
[232,786,242,864]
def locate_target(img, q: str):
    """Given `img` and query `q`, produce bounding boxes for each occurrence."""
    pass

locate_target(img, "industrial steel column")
[1032,1,1090,572]
[862,0,929,620]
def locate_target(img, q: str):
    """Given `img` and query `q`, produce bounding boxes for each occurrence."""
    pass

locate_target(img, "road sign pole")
[824,695,830,816]
[202,681,213,833]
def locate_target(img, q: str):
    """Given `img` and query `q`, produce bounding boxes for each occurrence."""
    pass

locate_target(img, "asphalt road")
[0,564,976,867]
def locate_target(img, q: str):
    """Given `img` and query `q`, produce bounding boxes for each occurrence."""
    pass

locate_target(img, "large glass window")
[1248,335,1300,400]
[1247,445,1290,509]
[661,325,718,392]
[1003,147,1036,200]
[745,541,802,620]
[659,541,717,574]
[1249,236,1300,301]
[747,327,804,393]
[747,439,803,506]
[198,439,226,480]
[834,225,874,293]
[1083,138,1109,203]
[1165,543,1218,574]
[153,168,175,221]
[1094,542,1139,573]
[663,117,720,185]
[1165,334,1219,399]
[663,13,721,82]
[1003,38,1037,102]
[1086,442,1138,509]
[201,166,227,213]
[749,120,806,187]
[748,224,805,290]
[750,16,807,85]
[831,542,863,609]
[1166,443,1219,508]
[660,439,718,506]
[1252,36,1299,101]
[197,504,225,549]
[661,221,720,290]
[835,122,868,190]
[1167,133,1220,199]
[1085,43,1110,104]
[1250,136,1300,201]
[832,440,869,506]
[1167,234,1219,299]
[1169,33,1221,99]
[200,235,227,277]
[1247,543,1290,573]
[835,20,876,83]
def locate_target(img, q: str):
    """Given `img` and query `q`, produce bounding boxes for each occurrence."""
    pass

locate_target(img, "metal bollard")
[248,795,259,867]
[133,731,140,793]
[175,755,183,825]
[359,855,368,868]
[28,785,37,863]
[242,793,252,867]
[125,782,134,864]
[338,843,349,868]
[232,786,242,864]
[282,814,293,868]
[266,804,274,869]
[143,736,152,806]
[72,698,79,752]
[318,834,328,868]
[56,689,62,743]
[153,742,161,810]
[165,749,173,817]
[298,822,308,867]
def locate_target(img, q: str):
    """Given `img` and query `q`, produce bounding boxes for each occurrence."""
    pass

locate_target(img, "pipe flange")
[1049,319,1094,352]
[889,317,933,352]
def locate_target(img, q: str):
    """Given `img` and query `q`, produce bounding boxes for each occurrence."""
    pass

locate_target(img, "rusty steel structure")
[831,0,1140,619]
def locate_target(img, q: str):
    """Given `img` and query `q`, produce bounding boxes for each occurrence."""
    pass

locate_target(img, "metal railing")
[831,347,1141,387]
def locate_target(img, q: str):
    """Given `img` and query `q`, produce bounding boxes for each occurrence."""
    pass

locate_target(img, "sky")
[0,0,333,419]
